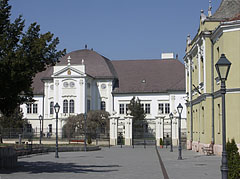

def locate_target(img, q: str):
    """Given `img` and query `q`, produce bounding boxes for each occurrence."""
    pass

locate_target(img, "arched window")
[101,101,106,111]
[50,102,54,114]
[63,100,68,113]
[69,100,74,113]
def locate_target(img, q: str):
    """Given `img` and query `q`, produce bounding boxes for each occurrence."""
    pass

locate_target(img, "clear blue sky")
[9,0,221,61]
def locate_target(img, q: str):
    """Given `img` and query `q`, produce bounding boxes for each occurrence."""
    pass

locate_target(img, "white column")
[156,116,165,146]
[110,116,119,145]
[124,115,133,146]
[156,117,161,146]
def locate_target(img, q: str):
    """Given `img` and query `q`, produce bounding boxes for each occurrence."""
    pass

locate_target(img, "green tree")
[62,111,110,139]
[226,138,240,179]
[0,107,28,129]
[128,97,146,137]
[0,0,66,117]
[62,114,84,139]
[86,110,110,134]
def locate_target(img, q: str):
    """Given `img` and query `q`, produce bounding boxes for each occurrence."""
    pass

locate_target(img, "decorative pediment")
[52,66,85,78]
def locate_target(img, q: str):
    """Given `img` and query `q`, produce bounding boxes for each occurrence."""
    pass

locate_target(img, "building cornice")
[211,21,240,43]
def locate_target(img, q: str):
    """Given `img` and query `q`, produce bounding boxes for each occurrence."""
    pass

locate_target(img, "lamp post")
[54,103,60,158]
[169,112,173,152]
[177,103,183,160]
[39,115,43,144]
[215,54,231,179]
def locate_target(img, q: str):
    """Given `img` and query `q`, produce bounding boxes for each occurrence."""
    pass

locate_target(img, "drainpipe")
[211,39,215,145]
[190,58,193,149]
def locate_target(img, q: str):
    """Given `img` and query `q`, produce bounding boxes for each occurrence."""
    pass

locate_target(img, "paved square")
[0,146,163,179]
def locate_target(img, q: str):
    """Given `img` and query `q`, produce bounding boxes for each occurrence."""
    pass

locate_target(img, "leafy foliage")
[62,114,84,139]
[86,110,110,134]
[128,97,146,137]
[226,138,240,179]
[62,111,110,139]
[128,97,146,122]
[0,0,66,117]
[0,107,28,128]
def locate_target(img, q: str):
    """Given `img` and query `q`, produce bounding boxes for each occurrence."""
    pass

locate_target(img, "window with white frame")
[27,104,32,114]
[87,100,91,112]
[50,102,54,114]
[126,104,129,113]
[33,104,38,114]
[158,103,170,114]
[158,103,164,114]
[141,103,144,112]
[119,104,125,114]
[101,101,106,111]
[165,103,170,114]
[145,103,151,114]
[69,100,74,113]
[63,100,68,113]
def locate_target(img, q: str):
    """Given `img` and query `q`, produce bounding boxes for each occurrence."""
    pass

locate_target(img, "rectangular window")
[50,102,54,114]
[126,104,129,114]
[165,103,170,114]
[48,124,52,133]
[101,101,106,111]
[27,104,32,114]
[119,104,124,114]
[33,104,38,114]
[158,103,164,114]
[87,100,91,112]
[145,104,151,114]
[141,104,144,112]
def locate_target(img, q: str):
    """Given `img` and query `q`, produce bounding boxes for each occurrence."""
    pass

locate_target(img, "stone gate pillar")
[124,113,133,146]
[110,113,119,146]
[155,115,165,146]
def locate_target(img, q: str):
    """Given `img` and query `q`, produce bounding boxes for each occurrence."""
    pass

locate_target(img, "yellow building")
[184,0,240,155]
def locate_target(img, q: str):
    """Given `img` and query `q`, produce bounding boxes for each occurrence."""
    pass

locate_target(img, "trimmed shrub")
[226,138,240,179]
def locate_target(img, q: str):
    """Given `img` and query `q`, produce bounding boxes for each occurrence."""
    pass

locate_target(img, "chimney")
[161,53,174,59]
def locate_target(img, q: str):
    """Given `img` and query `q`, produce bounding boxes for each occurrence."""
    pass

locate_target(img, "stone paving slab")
[0,146,163,179]
[158,147,221,179]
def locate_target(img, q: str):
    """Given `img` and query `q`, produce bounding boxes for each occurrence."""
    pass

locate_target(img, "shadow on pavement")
[0,161,120,174]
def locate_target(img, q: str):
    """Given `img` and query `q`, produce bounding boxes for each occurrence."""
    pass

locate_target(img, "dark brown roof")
[209,0,240,20]
[32,67,53,94]
[57,49,118,79]
[112,59,185,94]
[32,50,185,95]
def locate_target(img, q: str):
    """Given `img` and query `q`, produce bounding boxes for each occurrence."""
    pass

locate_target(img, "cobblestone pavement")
[157,147,222,179]
[0,146,164,179]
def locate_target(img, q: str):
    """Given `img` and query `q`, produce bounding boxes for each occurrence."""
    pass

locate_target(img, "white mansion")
[21,48,186,145]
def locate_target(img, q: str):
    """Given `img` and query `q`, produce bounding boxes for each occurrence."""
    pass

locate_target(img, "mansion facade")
[184,0,240,154]
[21,49,186,145]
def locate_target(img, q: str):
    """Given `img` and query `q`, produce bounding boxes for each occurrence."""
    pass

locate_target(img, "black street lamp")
[177,103,183,160]
[39,115,43,144]
[169,112,173,152]
[54,103,60,158]
[215,54,231,179]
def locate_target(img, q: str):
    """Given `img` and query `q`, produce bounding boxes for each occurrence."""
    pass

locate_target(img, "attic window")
[142,79,146,83]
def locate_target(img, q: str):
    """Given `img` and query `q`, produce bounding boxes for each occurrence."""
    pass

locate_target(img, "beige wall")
[185,19,240,153]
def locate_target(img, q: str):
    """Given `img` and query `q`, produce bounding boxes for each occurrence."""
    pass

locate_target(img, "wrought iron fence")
[0,127,110,146]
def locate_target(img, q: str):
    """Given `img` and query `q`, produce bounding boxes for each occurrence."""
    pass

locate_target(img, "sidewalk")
[157,147,221,179]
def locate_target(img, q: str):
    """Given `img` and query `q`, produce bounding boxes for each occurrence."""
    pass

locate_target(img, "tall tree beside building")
[128,97,146,136]
[0,0,66,117]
